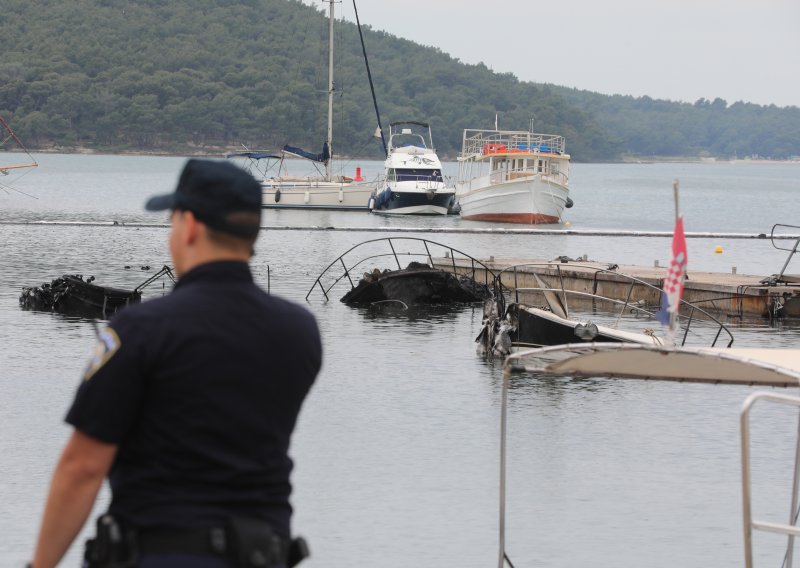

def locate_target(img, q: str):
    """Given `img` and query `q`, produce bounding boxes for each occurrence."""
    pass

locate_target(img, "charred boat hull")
[20,275,141,318]
[511,304,661,348]
[342,265,491,305]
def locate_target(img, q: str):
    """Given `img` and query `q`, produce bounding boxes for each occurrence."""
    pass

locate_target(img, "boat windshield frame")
[388,168,443,183]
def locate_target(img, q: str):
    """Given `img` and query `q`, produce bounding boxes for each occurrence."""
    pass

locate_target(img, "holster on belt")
[224,517,310,567]
[226,516,286,567]
[83,514,138,568]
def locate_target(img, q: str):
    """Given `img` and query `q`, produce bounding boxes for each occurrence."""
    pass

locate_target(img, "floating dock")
[435,257,800,319]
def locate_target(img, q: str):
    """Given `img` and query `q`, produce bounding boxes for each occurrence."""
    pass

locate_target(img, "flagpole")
[669,179,682,341]
[673,179,680,223]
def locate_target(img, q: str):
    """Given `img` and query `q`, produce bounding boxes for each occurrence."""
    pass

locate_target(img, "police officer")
[31,159,322,567]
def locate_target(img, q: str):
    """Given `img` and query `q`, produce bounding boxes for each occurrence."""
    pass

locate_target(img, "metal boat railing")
[305,237,498,301]
[133,265,176,293]
[762,223,800,286]
[487,167,569,186]
[490,262,735,347]
[741,391,800,568]
[459,129,566,159]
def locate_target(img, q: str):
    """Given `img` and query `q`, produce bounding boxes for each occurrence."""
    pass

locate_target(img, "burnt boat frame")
[491,262,735,348]
[20,265,176,319]
[306,237,499,302]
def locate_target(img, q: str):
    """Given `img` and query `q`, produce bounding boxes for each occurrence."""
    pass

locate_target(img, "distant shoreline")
[5,148,800,165]
[619,157,800,165]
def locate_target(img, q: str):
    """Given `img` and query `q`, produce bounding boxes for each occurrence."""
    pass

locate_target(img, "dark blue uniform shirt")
[66,260,321,538]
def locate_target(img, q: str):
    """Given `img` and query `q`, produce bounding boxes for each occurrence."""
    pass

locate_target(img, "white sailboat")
[250,0,374,210]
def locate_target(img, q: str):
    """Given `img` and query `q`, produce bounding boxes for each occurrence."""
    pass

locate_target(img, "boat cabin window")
[391,133,427,149]
[393,168,443,182]
[492,158,508,171]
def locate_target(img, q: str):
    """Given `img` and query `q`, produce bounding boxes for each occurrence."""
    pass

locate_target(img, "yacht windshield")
[391,134,427,149]
[391,168,443,182]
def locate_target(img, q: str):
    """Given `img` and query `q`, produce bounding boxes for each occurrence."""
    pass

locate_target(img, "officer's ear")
[181,210,203,245]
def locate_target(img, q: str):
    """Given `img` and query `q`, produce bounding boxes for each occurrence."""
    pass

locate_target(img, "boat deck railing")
[491,262,735,347]
[741,391,800,568]
[487,166,569,186]
[459,129,566,160]
[305,237,499,301]
[134,265,176,293]
[762,223,800,286]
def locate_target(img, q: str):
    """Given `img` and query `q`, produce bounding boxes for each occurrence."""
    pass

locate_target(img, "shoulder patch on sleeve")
[83,327,121,381]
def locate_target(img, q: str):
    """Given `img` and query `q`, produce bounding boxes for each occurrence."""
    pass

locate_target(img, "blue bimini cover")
[282,142,330,163]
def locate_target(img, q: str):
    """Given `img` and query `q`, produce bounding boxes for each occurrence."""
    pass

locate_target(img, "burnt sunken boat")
[306,237,495,307]
[476,265,735,358]
[20,265,175,318]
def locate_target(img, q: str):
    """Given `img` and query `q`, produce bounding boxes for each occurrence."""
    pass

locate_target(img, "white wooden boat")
[369,121,455,216]
[455,128,572,224]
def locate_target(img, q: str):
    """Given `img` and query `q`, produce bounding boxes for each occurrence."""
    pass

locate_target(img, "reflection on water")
[354,301,481,324]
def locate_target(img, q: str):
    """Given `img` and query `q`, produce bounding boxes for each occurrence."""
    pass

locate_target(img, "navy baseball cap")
[146,159,262,238]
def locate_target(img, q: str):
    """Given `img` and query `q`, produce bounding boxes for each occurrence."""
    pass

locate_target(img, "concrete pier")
[435,257,800,319]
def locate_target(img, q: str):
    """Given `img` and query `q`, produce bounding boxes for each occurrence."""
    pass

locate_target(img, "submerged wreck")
[341,261,491,305]
[306,237,495,306]
[477,265,735,358]
[20,265,175,318]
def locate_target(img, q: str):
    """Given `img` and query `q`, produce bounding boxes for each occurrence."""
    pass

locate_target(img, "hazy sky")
[301,0,800,108]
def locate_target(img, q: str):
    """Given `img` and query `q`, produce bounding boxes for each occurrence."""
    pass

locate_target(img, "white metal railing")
[460,129,566,159]
[485,165,569,186]
[741,391,800,568]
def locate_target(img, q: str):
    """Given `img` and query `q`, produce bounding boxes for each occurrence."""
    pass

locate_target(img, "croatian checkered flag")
[657,215,688,330]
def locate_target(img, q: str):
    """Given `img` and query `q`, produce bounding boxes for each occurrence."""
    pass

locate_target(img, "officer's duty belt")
[138,526,290,558]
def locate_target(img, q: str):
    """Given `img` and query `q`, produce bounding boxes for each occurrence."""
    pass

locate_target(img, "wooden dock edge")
[433,257,800,319]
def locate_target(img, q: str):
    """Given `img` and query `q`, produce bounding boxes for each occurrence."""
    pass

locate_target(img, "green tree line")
[1,0,798,161]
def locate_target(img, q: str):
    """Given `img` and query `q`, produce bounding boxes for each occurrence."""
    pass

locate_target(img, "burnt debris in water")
[306,237,497,307]
[341,261,492,305]
[20,265,175,319]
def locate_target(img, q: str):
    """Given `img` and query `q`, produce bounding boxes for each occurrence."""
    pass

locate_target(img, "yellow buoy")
[564,221,572,228]
[715,245,723,254]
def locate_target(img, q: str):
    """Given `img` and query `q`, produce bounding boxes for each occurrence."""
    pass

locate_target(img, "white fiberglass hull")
[456,175,568,224]
[261,181,373,210]
[371,186,456,216]
[372,200,452,216]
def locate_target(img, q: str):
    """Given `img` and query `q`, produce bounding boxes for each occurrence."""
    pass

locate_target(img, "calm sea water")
[1,153,800,567]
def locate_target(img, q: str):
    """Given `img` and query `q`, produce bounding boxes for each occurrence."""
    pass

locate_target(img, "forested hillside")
[2,0,798,161]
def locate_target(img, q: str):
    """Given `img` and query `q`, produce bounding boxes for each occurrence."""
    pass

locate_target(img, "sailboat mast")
[326,0,334,181]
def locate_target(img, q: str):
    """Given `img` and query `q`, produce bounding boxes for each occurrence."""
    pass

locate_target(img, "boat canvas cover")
[507,343,800,387]
[282,142,330,163]
[225,152,282,160]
